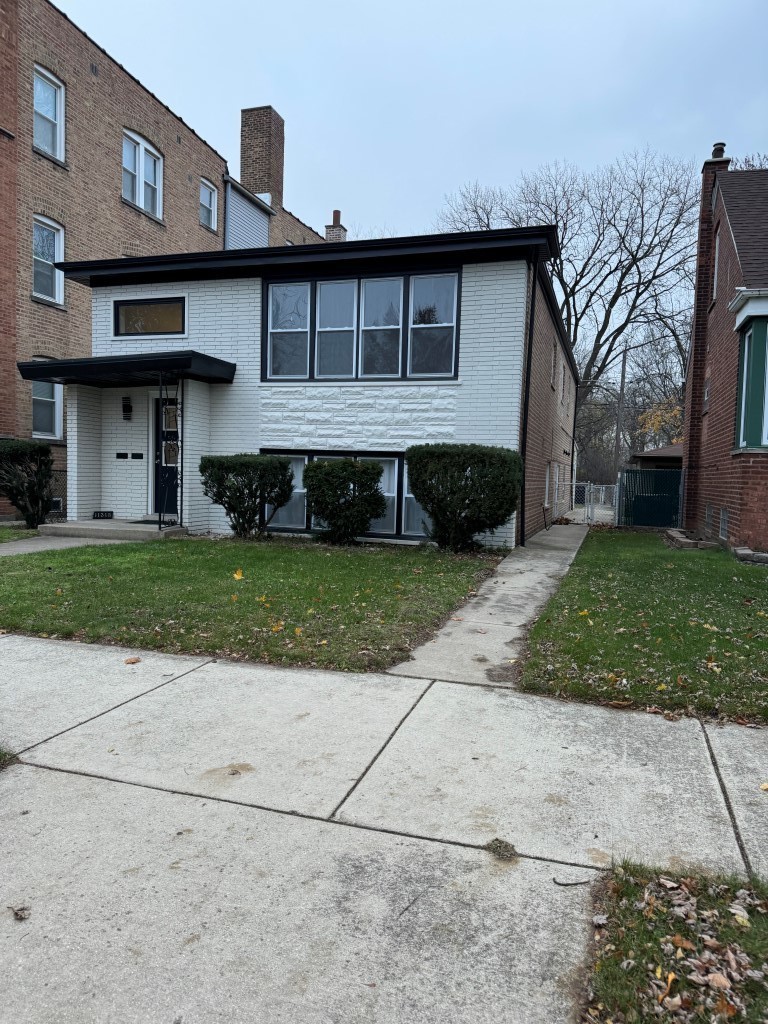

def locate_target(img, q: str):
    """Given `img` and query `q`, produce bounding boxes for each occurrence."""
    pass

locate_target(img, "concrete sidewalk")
[0,534,131,556]
[389,525,589,684]
[1,527,766,1023]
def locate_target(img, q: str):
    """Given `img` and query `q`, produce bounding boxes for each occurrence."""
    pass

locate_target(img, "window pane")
[270,331,308,377]
[33,112,56,154]
[360,457,397,534]
[34,75,57,119]
[410,326,454,375]
[200,183,212,206]
[271,491,307,527]
[363,279,401,327]
[271,284,309,330]
[200,203,212,228]
[360,457,396,493]
[412,275,456,325]
[404,495,431,536]
[122,168,137,203]
[317,281,355,329]
[32,398,55,435]
[32,380,54,400]
[33,222,56,262]
[144,153,158,187]
[33,258,55,298]
[143,182,158,217]
[361,328,400,376]
[117,300,184,335]
[122,137,137,172]
[317,330,354,377]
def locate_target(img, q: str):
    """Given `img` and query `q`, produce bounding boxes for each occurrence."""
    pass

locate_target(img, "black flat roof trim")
[17,349,236,387]
[57,226,560,287]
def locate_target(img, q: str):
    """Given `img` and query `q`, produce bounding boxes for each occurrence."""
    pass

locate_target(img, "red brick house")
[683,144,768,553]
[1,0,324,516]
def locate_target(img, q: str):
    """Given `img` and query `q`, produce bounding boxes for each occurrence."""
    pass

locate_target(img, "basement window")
[719,507,728,541]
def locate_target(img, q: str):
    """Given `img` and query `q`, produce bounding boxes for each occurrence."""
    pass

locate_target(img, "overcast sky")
[58,0,766,237]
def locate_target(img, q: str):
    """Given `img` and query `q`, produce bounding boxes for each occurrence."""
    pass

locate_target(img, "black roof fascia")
[57,226,560,288]
[17,350,236,387]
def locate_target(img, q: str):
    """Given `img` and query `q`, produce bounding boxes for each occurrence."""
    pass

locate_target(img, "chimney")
[711,141,726,159]
[325,209,347,243]
[240,106,284,210]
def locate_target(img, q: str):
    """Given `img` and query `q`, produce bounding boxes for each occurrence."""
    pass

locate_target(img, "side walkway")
[388,524,589,684]
[0,535,131,557]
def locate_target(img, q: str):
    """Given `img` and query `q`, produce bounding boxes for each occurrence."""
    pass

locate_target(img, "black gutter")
[518,255,539,547]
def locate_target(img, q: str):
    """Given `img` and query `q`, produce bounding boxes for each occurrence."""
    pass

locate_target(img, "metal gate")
[616,469,682,528]
[571,482,617,524]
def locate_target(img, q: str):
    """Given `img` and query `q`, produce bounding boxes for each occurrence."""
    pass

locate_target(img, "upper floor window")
[33,67,65,161]
[32,216,64,304]
[199,179,218,230]
[122,131,163,218]
[114,297,185,336]
[266,273,458,381]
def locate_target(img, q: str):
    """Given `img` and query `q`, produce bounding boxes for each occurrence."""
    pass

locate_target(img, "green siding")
[737,319,768,447]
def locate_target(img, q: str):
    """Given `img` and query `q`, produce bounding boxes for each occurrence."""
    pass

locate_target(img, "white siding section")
[224,184,270,249]
[66,385,102,519]
[100,388,151,519]
[91,261,528,544]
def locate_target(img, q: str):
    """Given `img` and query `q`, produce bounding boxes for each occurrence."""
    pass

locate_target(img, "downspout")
[518,256,538,546]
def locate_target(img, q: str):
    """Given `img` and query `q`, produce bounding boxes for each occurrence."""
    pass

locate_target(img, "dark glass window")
[114,298,185,336]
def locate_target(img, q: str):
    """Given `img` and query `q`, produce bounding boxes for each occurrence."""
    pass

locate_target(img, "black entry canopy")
[17,350,236,388]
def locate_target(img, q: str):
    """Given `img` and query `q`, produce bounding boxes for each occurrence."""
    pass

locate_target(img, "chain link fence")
[47,469,67,523]
[568,482,617,525]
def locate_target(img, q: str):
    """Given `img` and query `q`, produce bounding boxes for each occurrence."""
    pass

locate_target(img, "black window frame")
[259,448,429,539]
[113,296,186,337]
[261,269,461,383]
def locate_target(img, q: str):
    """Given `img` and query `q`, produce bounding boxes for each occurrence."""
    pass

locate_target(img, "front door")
[154,398,179,516]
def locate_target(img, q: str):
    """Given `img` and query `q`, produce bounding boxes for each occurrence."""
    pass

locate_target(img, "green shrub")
[304,458,387,545]
[199,454,294,539]
[405,443,523,551]
[0,440,54,529]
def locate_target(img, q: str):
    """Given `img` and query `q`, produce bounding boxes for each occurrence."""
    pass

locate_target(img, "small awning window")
[17,350,236,388]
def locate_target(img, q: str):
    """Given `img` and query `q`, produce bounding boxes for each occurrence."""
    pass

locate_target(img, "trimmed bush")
[199,454,294,539]
[405,443,523,552]
[304,458,387,545]
[0,440,54,529]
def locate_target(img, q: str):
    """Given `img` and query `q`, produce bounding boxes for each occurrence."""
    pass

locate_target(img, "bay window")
[265,272,458,381]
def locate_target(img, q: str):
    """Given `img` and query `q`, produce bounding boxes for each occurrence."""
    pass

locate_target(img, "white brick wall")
[90,262,528,542]
[67,385,102,518]
[100,389,151,519]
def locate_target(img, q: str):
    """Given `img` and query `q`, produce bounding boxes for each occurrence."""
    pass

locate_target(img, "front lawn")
[585,864,768,1022]
[0,525,31,543]
[520,531,768,722]
[0,538,494,671]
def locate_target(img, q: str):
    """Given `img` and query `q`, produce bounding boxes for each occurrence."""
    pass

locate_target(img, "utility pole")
[613,348,628,478]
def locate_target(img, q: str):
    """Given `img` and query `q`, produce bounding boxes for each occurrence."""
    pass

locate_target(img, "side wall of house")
[66,384,101,517]
[522,273,577,540]
[91,260,529,543]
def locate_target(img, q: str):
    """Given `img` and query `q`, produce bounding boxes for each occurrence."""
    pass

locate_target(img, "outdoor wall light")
[122,396,132,421]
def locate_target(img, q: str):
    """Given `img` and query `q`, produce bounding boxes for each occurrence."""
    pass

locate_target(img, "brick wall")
[87,261,529,541]
[0,0,19,443]
[521,270,577,540]
[683,158,768,551]
[240,105,324,246]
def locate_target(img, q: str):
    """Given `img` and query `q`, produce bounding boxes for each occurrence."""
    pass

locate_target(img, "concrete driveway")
[1,528,766,1023]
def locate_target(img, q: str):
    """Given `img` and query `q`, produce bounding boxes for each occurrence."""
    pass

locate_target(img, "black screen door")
[154,398,179,516]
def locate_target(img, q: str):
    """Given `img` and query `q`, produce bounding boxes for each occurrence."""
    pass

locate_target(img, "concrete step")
[38,520,187,541]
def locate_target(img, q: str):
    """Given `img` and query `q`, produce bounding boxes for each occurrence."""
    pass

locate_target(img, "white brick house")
[19,228,577,545]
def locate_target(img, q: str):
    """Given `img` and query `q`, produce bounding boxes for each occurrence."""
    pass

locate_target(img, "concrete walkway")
[0,534,131,556]
[1,528,766,1023]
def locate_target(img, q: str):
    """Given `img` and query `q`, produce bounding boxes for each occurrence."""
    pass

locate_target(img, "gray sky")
[58,0,766,237]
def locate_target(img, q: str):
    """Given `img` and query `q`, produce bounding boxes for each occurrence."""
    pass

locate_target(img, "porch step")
[38,520,188,542]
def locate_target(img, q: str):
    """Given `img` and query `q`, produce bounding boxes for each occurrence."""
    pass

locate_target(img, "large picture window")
[265,272,458,381]
[114,297,185,336]
[736,320,768,449]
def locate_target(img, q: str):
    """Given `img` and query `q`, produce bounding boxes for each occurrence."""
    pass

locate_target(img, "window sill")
[262,378,462,387]
[33,433,64,444]
[32,146,68,170]
[31,293,67,311]
[200,222,219,236]
[731,446,768,455]
[121,196,166,226]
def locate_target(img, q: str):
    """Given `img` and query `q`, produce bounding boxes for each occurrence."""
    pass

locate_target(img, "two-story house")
[1,0,325,516]
[18,227,577,546]
[683,143,768,554]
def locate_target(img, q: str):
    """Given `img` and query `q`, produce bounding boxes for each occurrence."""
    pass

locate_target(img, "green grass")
[519,531,768,722]
[0,538,495,671]
[0,524,32,543]
[586,863,768,1022]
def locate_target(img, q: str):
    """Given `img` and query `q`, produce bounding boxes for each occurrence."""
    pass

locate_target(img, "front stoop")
[733,546,768,565]
[38,520,187,542]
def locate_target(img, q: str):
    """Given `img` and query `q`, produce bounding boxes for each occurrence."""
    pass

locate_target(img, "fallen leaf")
[760,782,768,792]
[7,905,30,921]
[124,657,141,665]
[592,914,608,926]
[670,934,695,950]
[706,972,731,990]
[233,568,244,580]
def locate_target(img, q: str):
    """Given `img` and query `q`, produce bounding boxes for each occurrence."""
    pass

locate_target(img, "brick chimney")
[240,106,284,210]
[325,210,347,243]
[682,141,731,528]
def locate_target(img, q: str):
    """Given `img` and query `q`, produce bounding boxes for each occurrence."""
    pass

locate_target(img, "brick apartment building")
[683,143,768,553]
[0,0,327,514]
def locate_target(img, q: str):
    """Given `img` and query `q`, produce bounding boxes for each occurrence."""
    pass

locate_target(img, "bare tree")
[729,153,768,170]
[437,151,699,404]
